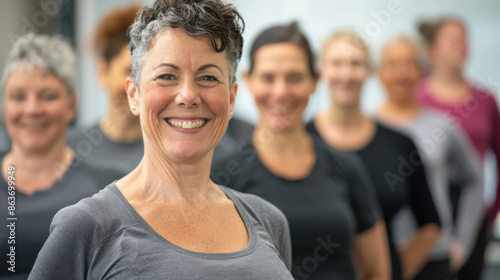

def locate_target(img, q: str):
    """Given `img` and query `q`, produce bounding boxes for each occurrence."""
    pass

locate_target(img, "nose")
[271,77,289,100]
[175,79,201,108]
[24,94,44,115]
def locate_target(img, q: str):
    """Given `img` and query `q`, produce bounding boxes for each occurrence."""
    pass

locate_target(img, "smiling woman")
[0,34,123,280]
[28,1,293,280]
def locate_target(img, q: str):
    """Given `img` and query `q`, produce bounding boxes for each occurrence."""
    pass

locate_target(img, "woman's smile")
[166,117,209,131]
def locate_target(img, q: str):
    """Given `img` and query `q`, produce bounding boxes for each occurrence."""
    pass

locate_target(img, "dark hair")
[93,4,141,63]
[418,17,466,45]
[249,22,317,79]
[129,0,245,85]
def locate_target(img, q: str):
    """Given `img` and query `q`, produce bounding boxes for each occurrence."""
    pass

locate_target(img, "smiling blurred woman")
[29,1,292,279]
[307,31,441,280]
[0,34,122,280]
[212,22,390,280]
[67,4,143,173]
[376,37,483,280]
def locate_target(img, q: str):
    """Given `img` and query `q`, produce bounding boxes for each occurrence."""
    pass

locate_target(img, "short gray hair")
[379,35,426,71]
[128,0,245,87]
[1,33,76,96]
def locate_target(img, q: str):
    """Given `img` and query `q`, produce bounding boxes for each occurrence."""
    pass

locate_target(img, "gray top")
[381,109,483,259]
[29,183,293,280]
[67,124,144,173]
[0,154,124,280]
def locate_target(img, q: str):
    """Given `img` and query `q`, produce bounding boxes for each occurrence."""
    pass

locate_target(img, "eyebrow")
[153,63,223,74]
[153,63,180,70]
[198,64,223,74]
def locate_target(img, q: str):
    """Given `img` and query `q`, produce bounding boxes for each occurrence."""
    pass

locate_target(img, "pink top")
[416,78,500,220]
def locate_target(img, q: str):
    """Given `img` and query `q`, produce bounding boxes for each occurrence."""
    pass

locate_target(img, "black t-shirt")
[0,154,125,279]
[307,121,441,280]
[211,137,380,280]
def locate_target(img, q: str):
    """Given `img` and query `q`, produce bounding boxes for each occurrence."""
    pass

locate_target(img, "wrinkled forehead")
[144,28,228,71]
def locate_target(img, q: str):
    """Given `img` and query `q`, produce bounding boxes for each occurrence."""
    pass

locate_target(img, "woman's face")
[3,66,75,153]
[430,21,467,70]
[379,40,421,103]
[321,39,369,108]
[127,28,236,162]
[245,43,316,132]
[98,45,134,118]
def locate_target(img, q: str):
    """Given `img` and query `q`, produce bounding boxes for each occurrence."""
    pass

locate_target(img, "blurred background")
[0,0,498,277]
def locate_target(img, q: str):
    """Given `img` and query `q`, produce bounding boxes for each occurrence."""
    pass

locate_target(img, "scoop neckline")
[108,182,258,260]
[310,119,381,154]
[249,138,320,183]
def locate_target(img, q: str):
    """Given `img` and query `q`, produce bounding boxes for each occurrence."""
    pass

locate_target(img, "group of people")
[0,0,498,279]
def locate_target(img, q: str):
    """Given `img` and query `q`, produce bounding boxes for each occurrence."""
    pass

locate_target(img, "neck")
[101,101,142,143]
[378,95,420,125]
[254,120,312,157]
[430,66,466,85]
[3,137,73,188]
[327,102,366,128]
[117,139,219,204]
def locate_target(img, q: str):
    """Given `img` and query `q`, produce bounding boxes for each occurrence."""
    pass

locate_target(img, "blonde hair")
[321,30,371,68]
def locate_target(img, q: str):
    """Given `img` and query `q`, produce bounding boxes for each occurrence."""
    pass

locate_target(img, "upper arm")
[28,206,98,280]
[348,155,381,233]
[354,221,391,279]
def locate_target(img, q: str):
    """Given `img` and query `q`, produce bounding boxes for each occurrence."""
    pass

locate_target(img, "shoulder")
[51,185,133,240]
[211,137,257,188]
[222,186,288,228]
[375,121,418,151]
[70,158,126,189]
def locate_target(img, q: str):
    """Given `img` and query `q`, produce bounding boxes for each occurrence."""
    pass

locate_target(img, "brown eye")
[158,74,177,80]
[286,73,304,84]
[261,74,274,84]
[198,76,219,87]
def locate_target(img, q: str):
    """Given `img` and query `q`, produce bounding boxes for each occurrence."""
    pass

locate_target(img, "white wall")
[77,0,499,205]
[76,0,500,126]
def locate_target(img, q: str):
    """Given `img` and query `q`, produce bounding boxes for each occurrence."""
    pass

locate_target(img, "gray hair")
[1,33,76,96]
[378,35,426,71]
[128,0,245,87]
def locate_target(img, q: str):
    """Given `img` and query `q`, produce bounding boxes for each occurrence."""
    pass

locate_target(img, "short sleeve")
[28,206,98,280]
[406,142,441,227]
[271,209,292,271]
[347,154,383,233]
[233,191,293,271]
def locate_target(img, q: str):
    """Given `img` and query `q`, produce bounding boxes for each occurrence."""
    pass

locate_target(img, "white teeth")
[167,119,205,129]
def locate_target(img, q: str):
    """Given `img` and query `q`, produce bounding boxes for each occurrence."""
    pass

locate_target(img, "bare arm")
[398,223,440,279]
[354,221,391,280]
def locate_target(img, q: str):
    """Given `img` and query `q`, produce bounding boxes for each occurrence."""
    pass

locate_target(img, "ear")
[125,76,140,116]
[97,58,109,89]
[67,93,77,123]
[229,81,238,114]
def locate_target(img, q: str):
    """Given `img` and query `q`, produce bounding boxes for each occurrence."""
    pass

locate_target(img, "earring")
[229,112,233,118]
[131,105,137,111]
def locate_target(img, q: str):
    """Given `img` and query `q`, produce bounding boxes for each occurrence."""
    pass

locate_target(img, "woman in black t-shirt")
[212,22,390,280]
[307,30,441,280]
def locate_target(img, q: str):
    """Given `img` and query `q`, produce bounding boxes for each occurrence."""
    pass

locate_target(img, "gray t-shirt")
[0,155,124,279]
[381,110,483,259]
[67,125,144,173]
[28,183,293,280]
